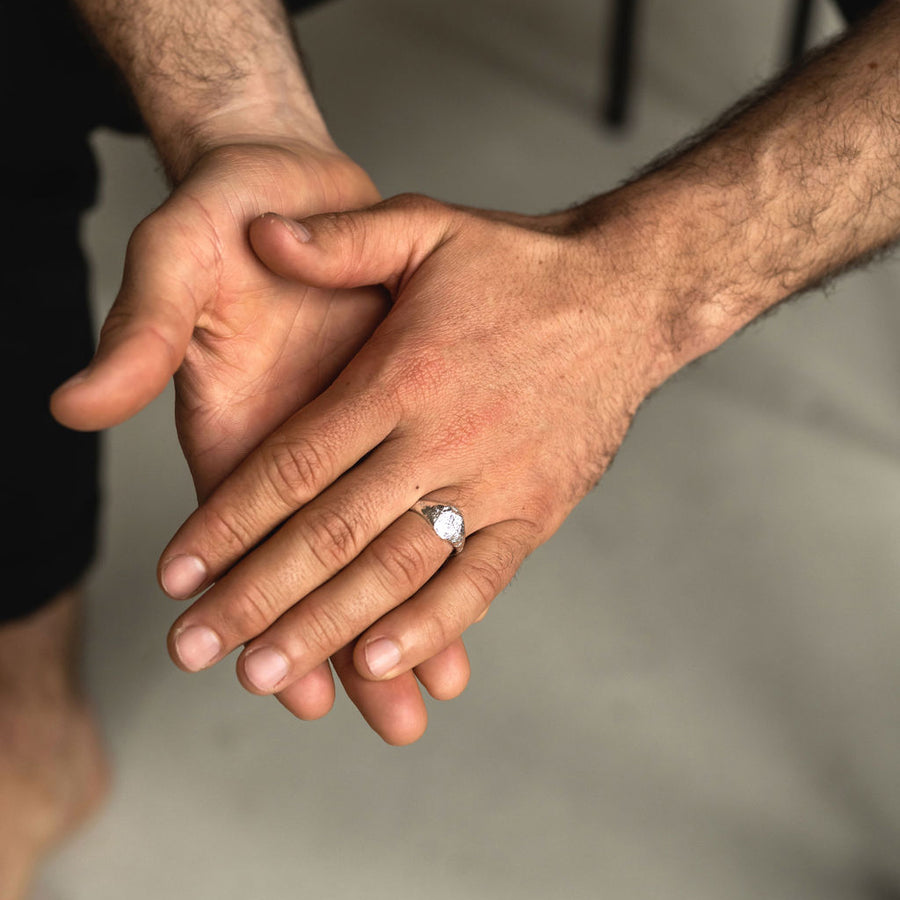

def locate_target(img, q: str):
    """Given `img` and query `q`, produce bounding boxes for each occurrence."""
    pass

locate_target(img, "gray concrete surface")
[37,0,900,897]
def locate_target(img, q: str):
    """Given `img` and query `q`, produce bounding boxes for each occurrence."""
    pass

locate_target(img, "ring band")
[409,501,466,554]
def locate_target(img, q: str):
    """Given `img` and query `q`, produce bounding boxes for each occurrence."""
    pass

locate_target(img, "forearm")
[589,1,900,382]
[71,0,332,179]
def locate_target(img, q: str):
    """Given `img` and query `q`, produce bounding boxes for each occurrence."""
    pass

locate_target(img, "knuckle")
[421,587,485,650]
[385,192,429,212]
[264,435,331,507]
[461,558,501,606]
[299,602,347,656]
[493,533,527,579]
[326,213,372,281]
[385,193,454,247]
[422,608,458,651]
[519,491,562,542]
[302,506,365,570]
[234,579,284,635]
[369,536,432,596]
[461,542,522,608]
[201,502,257,559]
[389,353,449,411]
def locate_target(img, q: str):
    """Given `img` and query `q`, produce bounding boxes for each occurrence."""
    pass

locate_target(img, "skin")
[158,2,900,712]
[50,0,470,744]
[51,141,472,744]
[20,2,896,897]
[0,590,109,900]
[155,195,667,697]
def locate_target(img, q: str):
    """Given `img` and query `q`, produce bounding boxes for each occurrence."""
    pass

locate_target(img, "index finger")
[158,378,394,600]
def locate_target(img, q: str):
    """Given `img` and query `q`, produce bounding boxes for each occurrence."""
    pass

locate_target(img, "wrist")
[70,0,335,183]
[563,185,713,392]
[571,2,900,386]
[150,90,336,184]
[571,169,802,389]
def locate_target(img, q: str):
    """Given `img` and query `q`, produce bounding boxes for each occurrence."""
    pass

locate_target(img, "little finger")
[413,639,471,701]
[330,645,428,746]
[159,385,394,601]
[354,523,530,681]
[272,661,336,721]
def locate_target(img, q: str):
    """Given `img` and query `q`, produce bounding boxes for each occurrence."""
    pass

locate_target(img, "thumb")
[50,214,205,431]
[249,194,454,293]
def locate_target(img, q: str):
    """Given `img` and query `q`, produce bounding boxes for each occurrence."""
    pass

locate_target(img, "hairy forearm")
[71,0,332,179]
[590,1,900,381]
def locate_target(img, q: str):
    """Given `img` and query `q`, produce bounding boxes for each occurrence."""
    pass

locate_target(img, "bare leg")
[0,589,109,900]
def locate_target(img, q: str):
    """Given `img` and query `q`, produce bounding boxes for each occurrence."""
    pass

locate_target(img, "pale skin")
[154,2,900,706]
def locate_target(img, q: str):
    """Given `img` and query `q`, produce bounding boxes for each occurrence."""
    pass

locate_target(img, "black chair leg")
[603,0,639,128]
[787,0,815,65]
[600,0,812,130]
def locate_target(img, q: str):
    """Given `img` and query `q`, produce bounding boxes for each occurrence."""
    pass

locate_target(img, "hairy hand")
[157,193,675,722]
[52,150,471,744]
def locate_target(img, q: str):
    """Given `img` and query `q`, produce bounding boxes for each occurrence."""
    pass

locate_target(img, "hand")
[157,193,676,707]
[51,149,471,744]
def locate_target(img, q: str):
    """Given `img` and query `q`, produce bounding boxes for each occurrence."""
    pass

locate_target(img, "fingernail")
[365,638,401,678]
[273,213,311,243]
[243,647,290,692]
[175,625,221,671]
[161,555,207,599]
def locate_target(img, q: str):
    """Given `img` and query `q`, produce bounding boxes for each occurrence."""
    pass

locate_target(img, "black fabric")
[834,0,884,23]
[3,136,102,621]
[3,3,134,623]
[1,0,325,622]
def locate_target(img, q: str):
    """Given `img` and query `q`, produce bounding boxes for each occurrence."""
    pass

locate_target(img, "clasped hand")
[52,143,475,745]
[158,192,666,738]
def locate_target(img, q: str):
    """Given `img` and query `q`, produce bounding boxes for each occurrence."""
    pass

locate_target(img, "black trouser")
[2,0,325,622]
[3,132,102,621]
[2,1,132,623]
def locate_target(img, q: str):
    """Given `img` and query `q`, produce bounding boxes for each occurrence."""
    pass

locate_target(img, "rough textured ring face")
[410,501,466,554]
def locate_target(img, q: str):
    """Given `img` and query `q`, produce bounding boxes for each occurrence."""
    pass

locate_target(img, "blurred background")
[38,0,900,897]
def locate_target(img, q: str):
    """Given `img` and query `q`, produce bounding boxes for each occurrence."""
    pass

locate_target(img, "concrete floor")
[37,0,900,897]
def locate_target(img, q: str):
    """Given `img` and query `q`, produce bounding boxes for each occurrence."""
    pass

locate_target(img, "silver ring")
[409,501,466,554]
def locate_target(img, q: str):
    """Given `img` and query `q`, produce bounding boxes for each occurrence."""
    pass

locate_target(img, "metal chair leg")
[603,0,639,128]
[787,0,815,65]
[600,0,813,130]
